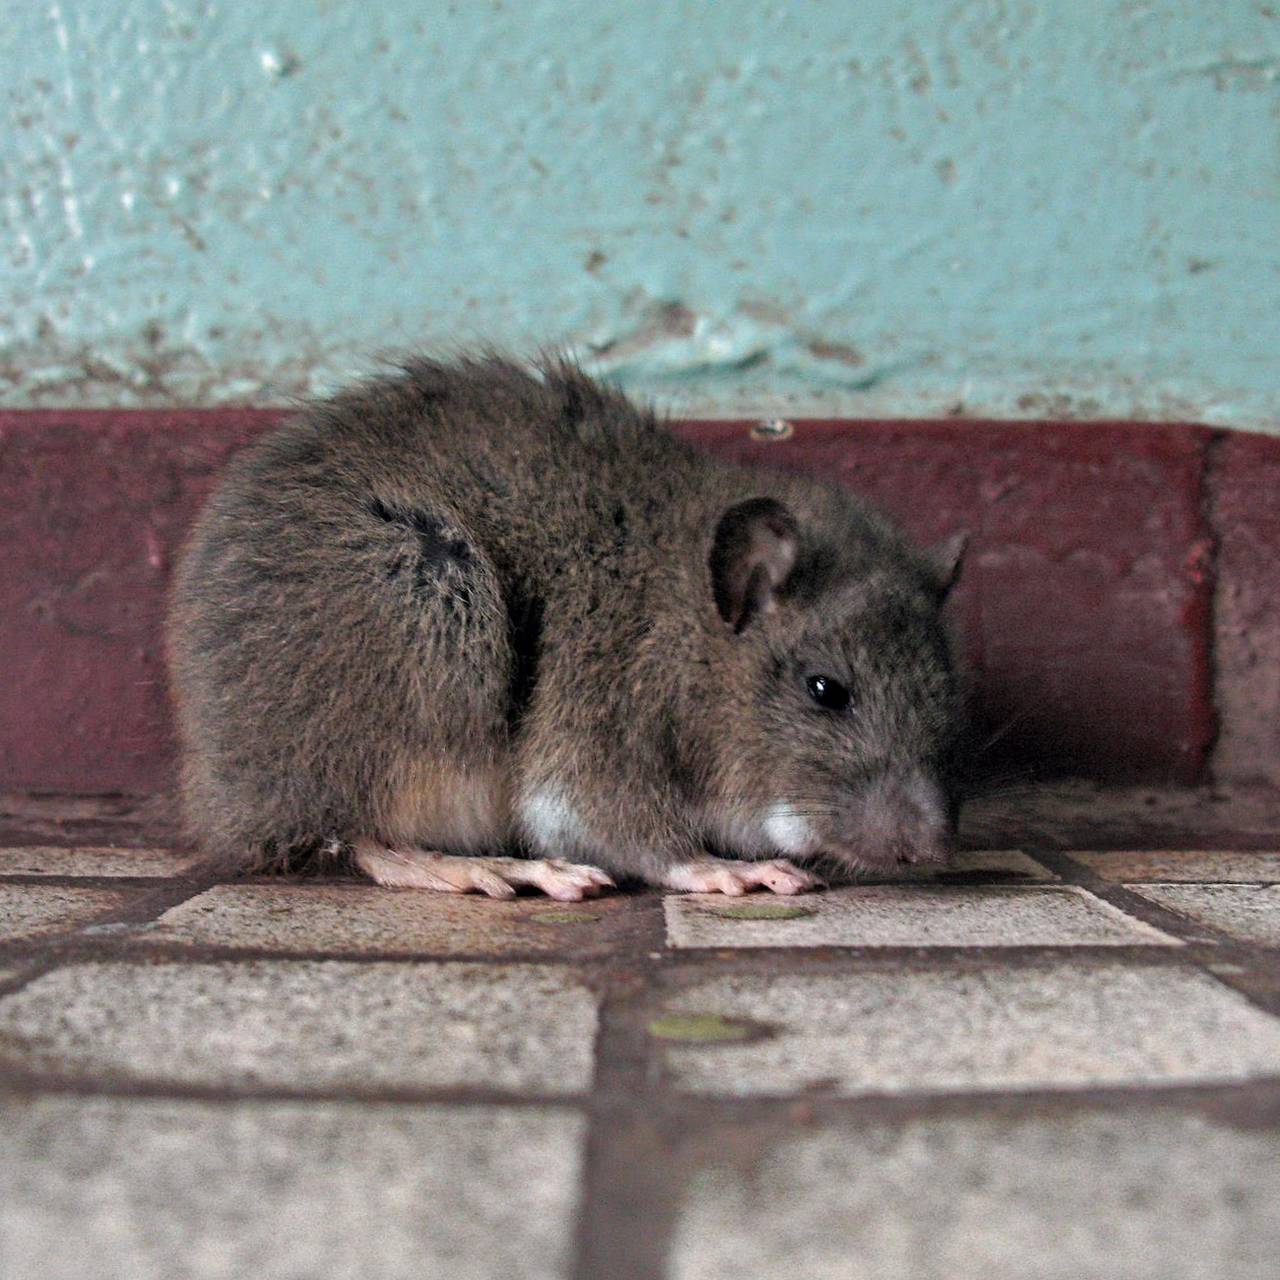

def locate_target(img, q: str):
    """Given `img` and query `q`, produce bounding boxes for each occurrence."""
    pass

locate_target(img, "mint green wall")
[3,1,1277,427]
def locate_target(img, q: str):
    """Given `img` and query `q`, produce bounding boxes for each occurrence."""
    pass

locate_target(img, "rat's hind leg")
[353,840,615,901]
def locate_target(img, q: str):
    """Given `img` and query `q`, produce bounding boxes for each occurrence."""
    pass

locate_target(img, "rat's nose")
[854,769,954,867]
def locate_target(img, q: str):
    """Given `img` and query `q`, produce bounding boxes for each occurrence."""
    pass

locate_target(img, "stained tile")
[665,885,1178,949]
[670,1110,1280,1280]
[1071,850,1280,883]
[655,962,1280,1096]
[1128,884,1280,946]
[0,884,137,944]
[0,845,200,878]
[856,849,1056,883]
[149,882,628,955]
[0,960,596,1094]
[0,1096,584,1280]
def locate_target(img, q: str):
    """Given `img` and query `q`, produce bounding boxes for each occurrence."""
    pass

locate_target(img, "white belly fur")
[518,785,590,854]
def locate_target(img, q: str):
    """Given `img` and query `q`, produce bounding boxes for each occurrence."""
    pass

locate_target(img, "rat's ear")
[710,497,800,633]
[927,531,968,599]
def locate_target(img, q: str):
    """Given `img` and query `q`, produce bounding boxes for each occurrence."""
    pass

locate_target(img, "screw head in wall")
[751,417,794,441]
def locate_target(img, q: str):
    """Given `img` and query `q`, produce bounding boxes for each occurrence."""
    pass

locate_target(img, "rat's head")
[706,495,966,875]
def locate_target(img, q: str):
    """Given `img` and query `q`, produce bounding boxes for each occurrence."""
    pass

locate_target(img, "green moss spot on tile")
[647,1012,753,1043]
[704,902,816,920]
[534,911,599,925]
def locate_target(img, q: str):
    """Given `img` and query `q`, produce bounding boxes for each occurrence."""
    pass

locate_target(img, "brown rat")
[166,354,966,900]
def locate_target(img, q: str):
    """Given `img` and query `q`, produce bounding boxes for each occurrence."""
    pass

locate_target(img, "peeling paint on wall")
[1,1,1278,428]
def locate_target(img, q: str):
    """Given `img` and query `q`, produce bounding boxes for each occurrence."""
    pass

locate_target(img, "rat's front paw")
[354,842,615,900]
[660,858,824,896]
[506,857,617,901]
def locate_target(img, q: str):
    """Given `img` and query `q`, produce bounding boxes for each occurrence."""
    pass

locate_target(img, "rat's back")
[165,355,699,873]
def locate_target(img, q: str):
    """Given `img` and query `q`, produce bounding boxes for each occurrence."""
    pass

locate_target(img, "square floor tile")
[0,846,200,878]
[149,883,629,955]
[1070,851,1280,883]
[0,1096,584,1280]
[856,849,1057,883]
[0,960,596,1094]
[669,1110,1280,1280]
[665,885,1179,949]
[1128,884,1280,946]
[654,962,1280,1096]
[0,885,138,944]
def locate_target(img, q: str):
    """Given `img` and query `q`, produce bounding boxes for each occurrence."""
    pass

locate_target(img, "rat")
[166,353,966,901]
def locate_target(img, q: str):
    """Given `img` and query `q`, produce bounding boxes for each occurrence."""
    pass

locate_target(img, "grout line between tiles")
[1033,849,1251,946]
[571,896,683,1280]
[0,873,223,996]
[1033,847,1280,1017]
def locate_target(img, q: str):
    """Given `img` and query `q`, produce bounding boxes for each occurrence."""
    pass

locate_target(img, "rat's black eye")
[806,674,851,711]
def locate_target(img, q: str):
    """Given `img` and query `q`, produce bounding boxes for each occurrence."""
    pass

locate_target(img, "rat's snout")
[835,769,955,870]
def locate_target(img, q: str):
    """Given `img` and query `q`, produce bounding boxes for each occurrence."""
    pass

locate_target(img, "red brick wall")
[1,411,1272,793]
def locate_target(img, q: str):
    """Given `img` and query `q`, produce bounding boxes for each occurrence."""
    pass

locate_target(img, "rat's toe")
[518,858,617,900]
[714,870,749,895]
[756,860,825,894]
[660,857,823,896]
[468,866,518,899]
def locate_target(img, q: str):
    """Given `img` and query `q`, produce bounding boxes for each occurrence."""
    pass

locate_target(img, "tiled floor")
[1,798,1279,1280]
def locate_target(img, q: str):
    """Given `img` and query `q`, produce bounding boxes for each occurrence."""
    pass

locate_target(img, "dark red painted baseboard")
[1,410,1274,794]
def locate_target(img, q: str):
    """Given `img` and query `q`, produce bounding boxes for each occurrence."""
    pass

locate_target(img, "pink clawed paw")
[354,842,615,900]
[661,858,824,896]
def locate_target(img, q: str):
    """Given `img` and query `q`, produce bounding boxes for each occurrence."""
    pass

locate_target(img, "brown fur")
[166,354,964,882]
